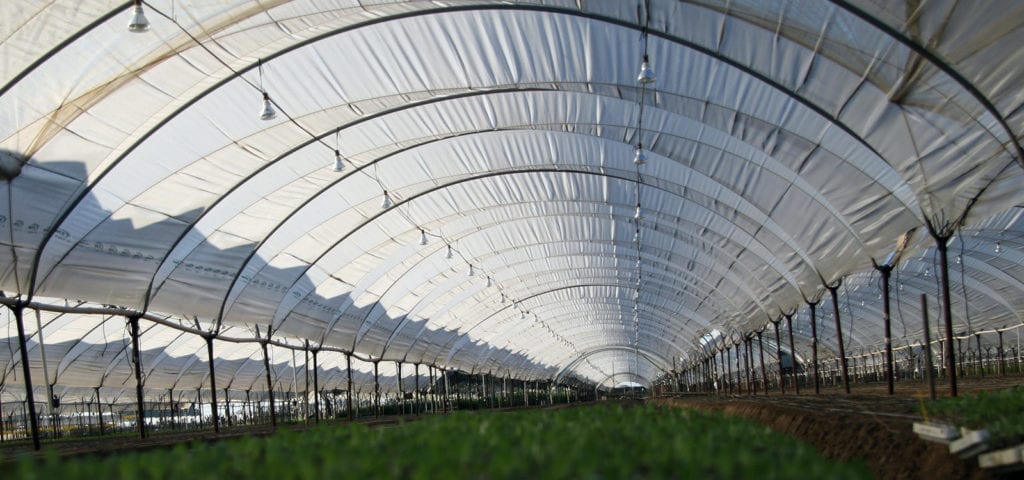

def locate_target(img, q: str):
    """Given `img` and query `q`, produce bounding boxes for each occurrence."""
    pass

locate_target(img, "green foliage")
[928,387,1024,445]
[10,404,869,479]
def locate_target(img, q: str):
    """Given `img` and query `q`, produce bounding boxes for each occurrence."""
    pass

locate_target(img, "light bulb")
[380,191,392,209]
[500,292,506,303]
[419,229,428,246]
[128,1,150,32]
[955,255,962,265]
[637,54,655,84]
[633,145,647,165]
[332,149,345,172]
[995,241,1002,254]
[486,276,492,287]
[445,245,453,260]
[521,311,526,320]
[467,264,474,277]
[923,268,930,278]
[259,92,277,120]
[634,205,642,221]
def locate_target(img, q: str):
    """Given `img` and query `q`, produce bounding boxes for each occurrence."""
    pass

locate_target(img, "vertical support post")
[921,294,936,400]
[311,349,320,423]
[809,301,820,394]
[304,344,311,421]
[757,330,768,395]
[773,320,785,395]
[205,335,219,434]
[11,303,40,450]
[345,353,353,421]
[734,341,742,395]
[931,229,957,396]
[975,334,984,377]
[998,330,1006,376]
[128,315,147,439]
[372,360,380,418]
[414,363,421,415]
[827,284,851,394]
[720,347,728,395]
[257,328,276,429]
[95,386,104,436]
[397,362,404,415]
[785,314,799,394]
[744,337,754,395]
[877,264,895,395]
[224,388,232,427]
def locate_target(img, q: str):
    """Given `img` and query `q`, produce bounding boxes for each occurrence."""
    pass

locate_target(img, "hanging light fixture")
[127,0,150,33]
[445,244,453,260]
[634,205,642,221]
[332,149,345,172]
[380,191,392,209]
[637,54,655,84]
[419,229,428,246]
[995,241,1002,254]
[500,292,506,303]
[633,144,647,165]
[467,264,474,277]
[486,276,492,288]
[259,92,276,121]
[521,311,526,320]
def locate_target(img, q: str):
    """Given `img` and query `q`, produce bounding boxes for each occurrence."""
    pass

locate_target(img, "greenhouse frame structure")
[1,0,1023,449]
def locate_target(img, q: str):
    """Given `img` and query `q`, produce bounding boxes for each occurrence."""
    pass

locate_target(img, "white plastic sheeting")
[1,1,1023,396]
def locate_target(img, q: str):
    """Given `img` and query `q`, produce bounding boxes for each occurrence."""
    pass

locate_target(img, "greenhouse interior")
[1,1,1023,478]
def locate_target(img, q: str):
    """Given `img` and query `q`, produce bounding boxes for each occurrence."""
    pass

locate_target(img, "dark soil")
[654,375,1024,480]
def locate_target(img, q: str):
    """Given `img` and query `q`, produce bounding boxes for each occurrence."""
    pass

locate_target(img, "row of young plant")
[917,387,1024,471]
[6,404,870,479]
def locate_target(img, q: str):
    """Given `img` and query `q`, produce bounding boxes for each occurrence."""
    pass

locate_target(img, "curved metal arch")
[251,168,804,333]
[376,240,751,361]
[148,83,894,319]
[145,86,549,315]
[475,321,692,374]
[210,113,849,332]
[23,1,900,306]
[439,287,708,366]
[552,345,670,383]
[393,274,726,366]
[342,204,791,355]
[432,286,702,367]
[827,0,1023,167]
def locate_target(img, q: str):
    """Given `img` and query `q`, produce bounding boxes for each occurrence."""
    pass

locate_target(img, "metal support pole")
[11,303,41,449]
[414,363,421,415]
[975,334,984,377]
[931,230,957,396]
[205,335,219,434]
[128,315,147,439]
[877,264,895,395]
[346,353,353,421]
[809,301,820,394]
[744,337,753,395]
[999,330,1006,376]
[372,361,380,418]
[785,314,799,394]
[257,329,276,428]
[312,349,320,423]
[827,284,850,394]
[757,330,768,395]
[95,386,104,436]
[921,294,937,400]
[772,320,785,395]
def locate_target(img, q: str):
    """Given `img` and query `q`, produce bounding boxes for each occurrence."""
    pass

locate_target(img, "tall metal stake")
[921,294,937,400]
[828,284,851,394]
[809,301,820,394]
[312,349,320,423]
[128,315,147,438]
[346,353,354,421]
[11,303,40,449]
[772,319,785,395]
[205,335,219,433]
[930,228,957,396]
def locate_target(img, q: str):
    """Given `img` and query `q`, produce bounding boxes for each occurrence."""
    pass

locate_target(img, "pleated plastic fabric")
[1,1,1023,398]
